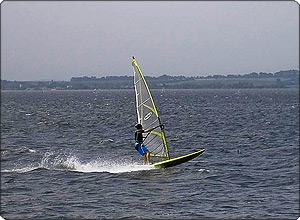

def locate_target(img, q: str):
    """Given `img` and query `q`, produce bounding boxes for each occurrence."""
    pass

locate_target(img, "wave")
[198,168,210,173]
[1,146,36,156]
[3,152,155,174]
[2,166,40,173]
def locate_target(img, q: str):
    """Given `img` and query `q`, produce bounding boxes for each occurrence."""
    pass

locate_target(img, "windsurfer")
[134,123,159,165]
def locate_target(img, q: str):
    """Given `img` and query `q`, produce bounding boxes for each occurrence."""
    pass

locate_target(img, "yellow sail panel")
[132,57,170,159]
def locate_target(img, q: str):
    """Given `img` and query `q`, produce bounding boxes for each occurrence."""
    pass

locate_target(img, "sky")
[1,1,299,81]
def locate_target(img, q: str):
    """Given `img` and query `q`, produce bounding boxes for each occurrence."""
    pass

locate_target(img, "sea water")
[1,89,299,219]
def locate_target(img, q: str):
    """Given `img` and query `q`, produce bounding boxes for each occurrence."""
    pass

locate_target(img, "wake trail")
[2,152,156,174]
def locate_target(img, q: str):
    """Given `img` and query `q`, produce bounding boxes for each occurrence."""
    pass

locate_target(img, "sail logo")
[144,112,152,121]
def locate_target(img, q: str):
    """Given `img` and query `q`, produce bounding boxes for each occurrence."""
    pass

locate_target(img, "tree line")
[1,69,298,90]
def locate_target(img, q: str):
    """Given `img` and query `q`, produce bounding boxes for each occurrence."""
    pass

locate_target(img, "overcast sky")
[1,1,299,81]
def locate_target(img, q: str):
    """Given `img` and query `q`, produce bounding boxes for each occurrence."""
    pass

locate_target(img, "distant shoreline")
[1,69,299,90]
[1,87,299,93]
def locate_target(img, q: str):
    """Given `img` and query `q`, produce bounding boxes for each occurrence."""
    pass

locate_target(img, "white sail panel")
[132,57,170,159]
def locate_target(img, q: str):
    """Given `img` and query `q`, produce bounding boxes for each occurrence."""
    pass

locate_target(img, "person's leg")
[144,153,147,164]
[144,151,150,165]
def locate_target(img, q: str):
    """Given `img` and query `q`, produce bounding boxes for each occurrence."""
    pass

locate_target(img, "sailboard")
[132,56,205,168]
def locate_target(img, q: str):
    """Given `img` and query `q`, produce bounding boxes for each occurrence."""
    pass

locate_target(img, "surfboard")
[152,149,205,168]
[132,56,205,167]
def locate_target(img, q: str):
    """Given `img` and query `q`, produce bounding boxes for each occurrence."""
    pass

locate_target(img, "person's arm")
[145,124,164,133]
[145,127,155,133]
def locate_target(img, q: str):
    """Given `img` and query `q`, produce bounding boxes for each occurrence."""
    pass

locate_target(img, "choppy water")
[1,89,299,219]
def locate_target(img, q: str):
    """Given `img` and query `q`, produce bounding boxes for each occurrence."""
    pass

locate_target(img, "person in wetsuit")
[134,123,159,165]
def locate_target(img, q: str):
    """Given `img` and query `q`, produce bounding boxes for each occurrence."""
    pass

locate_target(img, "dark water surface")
[1,89,299,219]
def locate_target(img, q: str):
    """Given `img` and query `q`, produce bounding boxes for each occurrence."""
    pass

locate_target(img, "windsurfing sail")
[132,56,170,160]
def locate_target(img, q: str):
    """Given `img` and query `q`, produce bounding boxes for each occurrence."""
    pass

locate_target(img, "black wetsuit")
[135,129,144,143]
